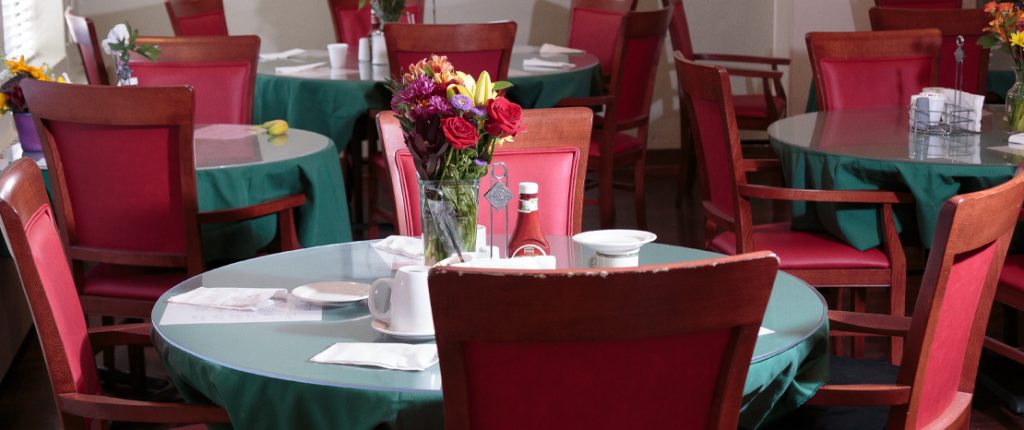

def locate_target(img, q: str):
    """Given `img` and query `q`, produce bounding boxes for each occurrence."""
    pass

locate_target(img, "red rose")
[441,116,479,149]
[485,97,524,137]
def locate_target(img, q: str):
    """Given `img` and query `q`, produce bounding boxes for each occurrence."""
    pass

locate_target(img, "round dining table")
[768,107,1018,250]
[152,236,828,430]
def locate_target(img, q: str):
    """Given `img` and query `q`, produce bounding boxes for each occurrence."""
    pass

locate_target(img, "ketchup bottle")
[508,182,550,257]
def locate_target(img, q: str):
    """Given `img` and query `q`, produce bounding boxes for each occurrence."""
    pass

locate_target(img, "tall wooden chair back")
[64,10,108,85]
[165,0,229,36]
[874,0,962,8]
[869,7,990,95]
[328,0,424,45]
[384,21,517,81]
[0,159,231,429]
[377,108,592,236]
[131,35,260,124]
[429,251,780,430]
[806,29,941,111]
[568,0,638,78]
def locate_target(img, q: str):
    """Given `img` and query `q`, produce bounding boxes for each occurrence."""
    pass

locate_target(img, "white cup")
[357,37,371,63]
[476,224,488,253]
[328,43,349,69]
[371,32,388,65]
[588,252,639,268]
[369,265,433,334]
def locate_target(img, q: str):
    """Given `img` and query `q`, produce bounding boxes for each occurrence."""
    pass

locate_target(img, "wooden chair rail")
[87,323,151,348]
[693,52,790,66]
[196,193,306,224]
[69,246,187,268]
[737,183,913,204]
[806,384,912,406]
[57,392,231,424]
[829,310,911,338]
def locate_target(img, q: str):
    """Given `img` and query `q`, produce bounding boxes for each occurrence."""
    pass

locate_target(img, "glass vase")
[1006,64,1024,132]
[114,55,136,87]
[419,179,479,266]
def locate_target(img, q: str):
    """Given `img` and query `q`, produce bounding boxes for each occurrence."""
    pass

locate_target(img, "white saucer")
[571,229,657,256]
[291,281,371,305]
[371,319,434,339]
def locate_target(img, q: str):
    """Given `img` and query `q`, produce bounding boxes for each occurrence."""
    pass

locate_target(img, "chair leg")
[675,110,694,207]
[832,288,847,357]
[634,153,647,230]
[890,270,907,365]
[853,288,866,358]
[277,208,300,251]
[101,316,115,371]
[598,158,615,229]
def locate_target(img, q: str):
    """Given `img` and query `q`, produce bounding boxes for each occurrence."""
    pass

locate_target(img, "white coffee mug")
[328,43,349,69]
[369,265,433,334]
[588,252,639,268]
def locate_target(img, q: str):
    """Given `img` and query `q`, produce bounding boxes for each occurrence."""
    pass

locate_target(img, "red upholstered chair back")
[429,251,779,430]
[605,7,672,125]
[377,108,592,236]
[869,7,990,95]
[891,168,1024,428]
[676,55,750,238]
[0,159,102,407]
[661,0,694,60]
[165,0,228,36]
[64,10,108,85]
[806,29,941,111]
[568,0,638,75]
[384,22,516,81]
[874,0,962,8]
[131,35,259,125]
[328,0,424,45]
[21,80,204,275]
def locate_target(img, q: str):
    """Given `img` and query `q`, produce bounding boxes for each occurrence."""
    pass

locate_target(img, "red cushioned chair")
[327,0,425,45]
[768,167,1024,429]
[557,7,671,229]
[130,35,259,125]
[807,29,942,111]
[165,0,228,36]
[21,80,305,320]
[677,55,911,363]
[869,7,990,96]
[64,9,108,85]
[985,209,1024,365]
[0,159,231,429]
[429,251,779,430]
[364,21,517,238]
[377,107,592,236]
[568,0,638,83]
[874,0,962,8]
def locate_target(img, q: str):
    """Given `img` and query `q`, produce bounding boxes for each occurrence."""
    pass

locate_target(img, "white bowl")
[571,229,657,256]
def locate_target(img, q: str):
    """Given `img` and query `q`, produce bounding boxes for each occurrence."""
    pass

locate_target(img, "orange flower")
[999,2,1014,13]
[986,1,998,13]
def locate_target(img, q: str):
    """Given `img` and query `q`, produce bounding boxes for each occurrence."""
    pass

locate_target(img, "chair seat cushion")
[710,223,891,270]
[83,264,189,301]
[588,132,643,158]
[733,94,786,120]
[999,254,1024,294]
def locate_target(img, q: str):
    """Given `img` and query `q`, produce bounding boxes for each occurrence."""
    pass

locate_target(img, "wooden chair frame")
[377,107,593,236]
[569,0,639,83]
[985,209,1024,365]
[808,167,1024,429]
[382,21,517,81]
[0,159,231,429]
[430,251,779,430]
[873,0,963,8]
[164,0,228,36]
[22,80,305,319]
[327,0,425,44]
[64,9,109,85]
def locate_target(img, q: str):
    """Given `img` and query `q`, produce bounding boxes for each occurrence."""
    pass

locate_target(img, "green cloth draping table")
[152,237,828,430]
[253,45,602,153]
[769,108,1017,250]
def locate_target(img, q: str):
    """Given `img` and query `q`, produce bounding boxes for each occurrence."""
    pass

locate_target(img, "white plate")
[571,229,657,256]
[371,319,434,339]
[291,281,370,305]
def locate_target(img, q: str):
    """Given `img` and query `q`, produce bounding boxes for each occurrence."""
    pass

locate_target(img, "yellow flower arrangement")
[0,55,66,114]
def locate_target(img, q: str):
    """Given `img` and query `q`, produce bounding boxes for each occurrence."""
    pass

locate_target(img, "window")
[2,0,36,60]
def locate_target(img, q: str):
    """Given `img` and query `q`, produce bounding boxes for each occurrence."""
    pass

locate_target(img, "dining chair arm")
[702,201,735,232]
[722,66,787,109]
[196,193,306,224]
[69,246,186,268]
[737,184,913,204]
[828,310,911,338]
[741,158,781,173]
[805,384,911,407]
[719,67,784,80]
[554,95,614,109]
[693,52,791,67]
[88,323,152,348]
[57,392,231,424]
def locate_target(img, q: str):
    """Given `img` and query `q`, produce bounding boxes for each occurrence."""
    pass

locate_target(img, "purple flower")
[473,159,487,166]
[471,107,487,118]
[451,94,472,111]
[392,75,438,112]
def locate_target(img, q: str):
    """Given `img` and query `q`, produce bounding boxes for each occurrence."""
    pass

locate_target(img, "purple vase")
[13,113,42,152]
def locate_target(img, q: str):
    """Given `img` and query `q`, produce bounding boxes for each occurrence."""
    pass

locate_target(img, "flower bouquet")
[100,22,160,86]
[388,55,524,264]
[980,1,1024,131]
[0,56,67,151]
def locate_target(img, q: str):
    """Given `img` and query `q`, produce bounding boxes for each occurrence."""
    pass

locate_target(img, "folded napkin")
[260,48,306,61]
[275,62,326,75]
[372,235,424,258]
[523,58,575,70]
[311,343,438,371]
[923,87,985,132]
[167,287,287,311]
[539,43,585,56]
[450,255,556,270]
[1010,132,1024,146]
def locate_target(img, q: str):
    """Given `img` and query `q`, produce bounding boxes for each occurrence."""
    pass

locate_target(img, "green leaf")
[978,33,1000,50]
[492,81,513,90]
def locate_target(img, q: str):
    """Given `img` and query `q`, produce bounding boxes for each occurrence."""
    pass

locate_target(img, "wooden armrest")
[741,158,781,173]
[829,310,911,338]
[197,193,306,224]
[694,53,790,66]
[721,67,784,80]
[737,184,913,204]
[57,392,231,424]
[69,246,185,268]
[88,323,152,348]
[555,95,613,109]
[806,384,911,406]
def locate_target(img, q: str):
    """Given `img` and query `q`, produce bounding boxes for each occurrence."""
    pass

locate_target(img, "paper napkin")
[922,87,985,132]
[275,62,326,75]
[372,236,424,258]
[311,343,438,371]
[539,43,585,56]
[523,58,575,70]
[260,48,306,61]
[1010,132,1024,146]
[167,287,287,311]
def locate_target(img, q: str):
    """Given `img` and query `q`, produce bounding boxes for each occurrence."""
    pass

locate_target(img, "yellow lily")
[446,71,496,106]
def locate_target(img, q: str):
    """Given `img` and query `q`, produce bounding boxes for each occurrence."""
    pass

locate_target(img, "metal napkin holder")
[908,35,977,137]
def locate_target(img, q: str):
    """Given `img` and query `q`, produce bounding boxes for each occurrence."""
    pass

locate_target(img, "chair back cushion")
[384,22,516,81]
[165,0,228,36]
[333,6,371,45]
[569,7,626,73]
[607,8,672,125]
[64,11,108,85]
